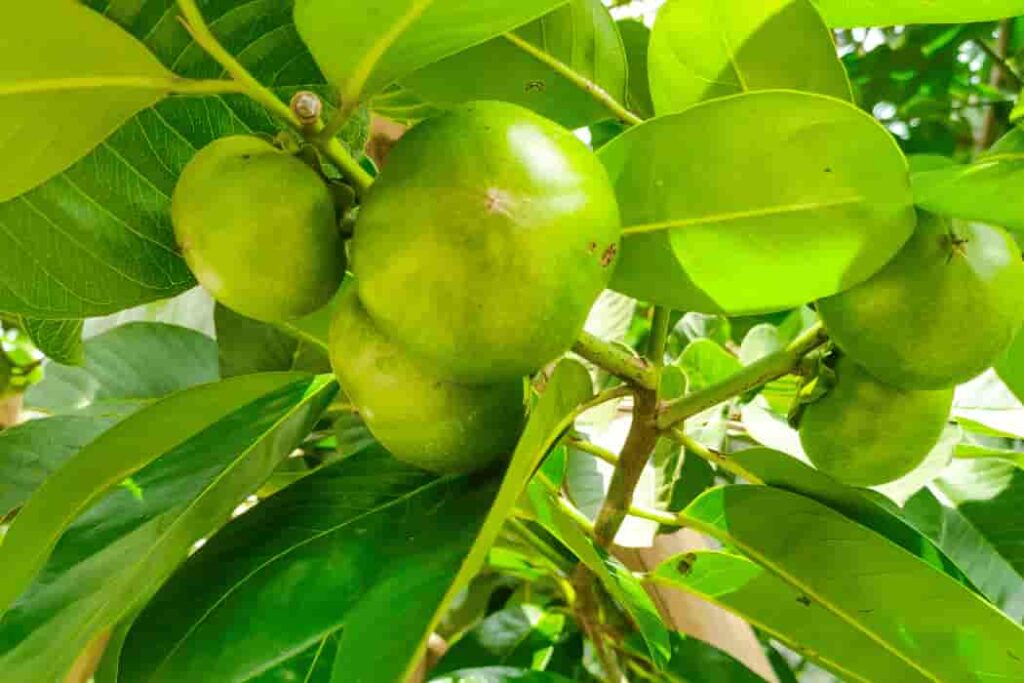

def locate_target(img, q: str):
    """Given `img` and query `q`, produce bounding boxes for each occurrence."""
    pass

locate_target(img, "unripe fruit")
[172,136,345,323]
[351,101,621,383]
[329,280,525,474]
[818,212,1024,389]
[799,356,953,486]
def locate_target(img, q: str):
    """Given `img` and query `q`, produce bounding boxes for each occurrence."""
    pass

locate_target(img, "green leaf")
[601,91,915,314]
[525,485,671,666]
[430,669,572,683]
[0,373,330,613]
[293,0,567,105]
[19,318,84,366]
[0,4,172,201]
[215,304,329,378]
[903,488,1024,620]
[811,0,1024,27]
[0,373,337,681]
[349,359,596,682]
[729,448,978,592]
[253,632,339,683]
[649,550,927,681]
[617,20,654,119]
[433,604,566,675]
[663,632,764,682]
[117,448,500,682]
[681,485,1024,680]
[678,339,743,392]
[401,0,628,129]
[649,0,851,115]
[936,458,1024,577]
[0,0,331,318]
[0,403,138,516]
[997,330,1024,403]
[26,322,218,414]
[911,134,1024,236]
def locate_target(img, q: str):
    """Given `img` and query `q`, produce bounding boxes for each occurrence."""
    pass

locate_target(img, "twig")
[573,332,658,390]
[566,438,619,466]
[175,0,373,195]
[657,323,828,429]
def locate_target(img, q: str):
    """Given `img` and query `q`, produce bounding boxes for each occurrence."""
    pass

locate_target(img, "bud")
[290,91,323,125]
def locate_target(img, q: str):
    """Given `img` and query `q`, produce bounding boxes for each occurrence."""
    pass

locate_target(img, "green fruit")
[329,280,525,474]
[173,135,345,323]
[818,212,1024,389]
[799,356,953,486]
[352,101,621,383]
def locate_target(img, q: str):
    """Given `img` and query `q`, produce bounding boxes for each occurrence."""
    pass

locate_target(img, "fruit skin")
[818,212,1024,390]
[352,101,621,383]
[799,356,953,486]
[329,280,526,474]
[172,135,345,323]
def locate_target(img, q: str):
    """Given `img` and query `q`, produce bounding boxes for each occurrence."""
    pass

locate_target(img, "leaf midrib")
[681,498,947,682]
[150,469,456,678]
[60,377,328,680]
[621,195,867,236]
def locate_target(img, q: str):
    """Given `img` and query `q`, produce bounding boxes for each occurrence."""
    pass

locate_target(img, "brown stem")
[572,565,623,682]
[593,388,660,547]
[980,20,1017,150]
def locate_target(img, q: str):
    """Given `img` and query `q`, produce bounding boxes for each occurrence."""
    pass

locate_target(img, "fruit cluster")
[171,99,1024,487]
[801,213,1024,485]
[172,101,621,473]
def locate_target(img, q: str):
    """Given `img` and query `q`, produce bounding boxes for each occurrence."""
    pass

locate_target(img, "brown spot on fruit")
[484,188,513,217]
[587,241,597,253]
[600,243,618,267]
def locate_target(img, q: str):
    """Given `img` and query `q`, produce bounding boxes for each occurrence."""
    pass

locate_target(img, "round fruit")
[818,212,1024,389]
[172,135,345,323]
[329,279,525,474]
[351,101,621,383]
[799,356,953,486]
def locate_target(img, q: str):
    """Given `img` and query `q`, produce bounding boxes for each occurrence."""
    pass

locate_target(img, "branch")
[592,388,660,547]
[976,29,1022,91]
[573,332,658,390]
[656,323,828,430]
[501,32,644,126]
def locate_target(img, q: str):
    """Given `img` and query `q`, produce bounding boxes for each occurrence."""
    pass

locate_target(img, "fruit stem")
[656,322,829,430]
[175,0,374,195]
[501,32,644,127]
[573,332,659,390]
[319,99,361,146]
